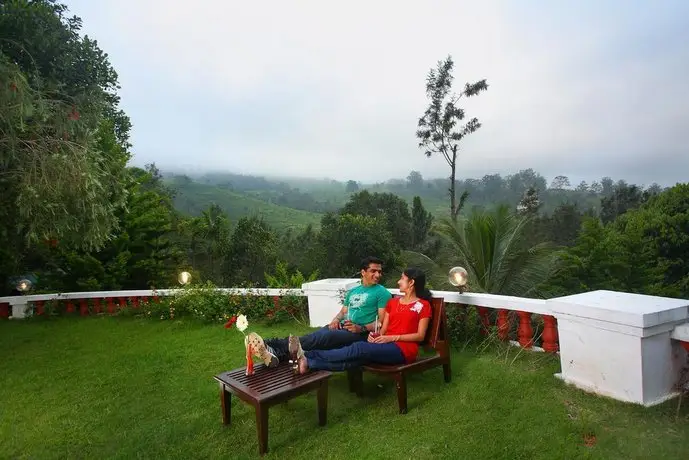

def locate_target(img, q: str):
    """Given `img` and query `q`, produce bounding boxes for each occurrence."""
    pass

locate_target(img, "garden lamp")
[178,271,192,286]
[16,279,32,293]
[448,267,468,293]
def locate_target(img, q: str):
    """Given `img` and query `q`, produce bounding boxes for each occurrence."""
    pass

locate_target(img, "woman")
[290,267,433,374]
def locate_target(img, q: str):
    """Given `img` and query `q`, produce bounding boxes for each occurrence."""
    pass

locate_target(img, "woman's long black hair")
[403,267,433,303]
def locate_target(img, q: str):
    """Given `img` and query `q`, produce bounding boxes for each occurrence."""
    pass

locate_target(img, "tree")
[38,166,185,291]
[600,181,645,224]
[225,217,277,285]
[416,55,488,222]
[406,170,424,189]
[411,196,434,250]
[317,213,399,279]
[517,187,541,216]
[179,203,231,284]
[420,205,559,295]
[549,175,571,190]
[575,181,589,192]
[345,180,359,193]
[339,190,412,248]
[0,1,130,293]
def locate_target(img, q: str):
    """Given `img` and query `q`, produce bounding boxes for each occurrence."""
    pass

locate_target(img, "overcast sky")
[66,0,689,187]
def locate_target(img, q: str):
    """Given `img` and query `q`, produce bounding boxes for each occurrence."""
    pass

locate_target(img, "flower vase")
[244,336,255,376]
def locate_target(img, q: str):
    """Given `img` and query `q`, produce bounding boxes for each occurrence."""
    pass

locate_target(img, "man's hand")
[328,319,341,330]
[342,320,364,333]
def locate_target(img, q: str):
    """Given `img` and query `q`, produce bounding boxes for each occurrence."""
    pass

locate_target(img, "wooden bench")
[214,363,332,456]
[346,296,451,414]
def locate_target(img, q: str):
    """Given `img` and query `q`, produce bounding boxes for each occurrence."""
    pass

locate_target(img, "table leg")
[219,383,231,425]
[317,380,328,426]
[255,404,269,456]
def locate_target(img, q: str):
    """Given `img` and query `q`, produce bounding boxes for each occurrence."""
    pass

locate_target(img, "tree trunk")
[449,148,458,222]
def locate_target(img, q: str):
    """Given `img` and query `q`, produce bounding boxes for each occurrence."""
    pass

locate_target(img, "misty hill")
[165,169,665,230]
[167,176,322,231]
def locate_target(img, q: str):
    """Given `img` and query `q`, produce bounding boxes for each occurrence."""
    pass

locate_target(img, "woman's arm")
[379,310,390,335]
[375,317,430,343]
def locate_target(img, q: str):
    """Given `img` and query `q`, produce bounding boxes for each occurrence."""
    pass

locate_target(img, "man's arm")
[361,288,392,332]
[329,290,351,329]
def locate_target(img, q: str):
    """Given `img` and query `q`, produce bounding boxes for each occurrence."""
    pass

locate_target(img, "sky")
[66,0,689,187]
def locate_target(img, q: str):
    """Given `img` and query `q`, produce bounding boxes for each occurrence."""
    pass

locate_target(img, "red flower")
[224,315,237,328]
[9,82,17,92]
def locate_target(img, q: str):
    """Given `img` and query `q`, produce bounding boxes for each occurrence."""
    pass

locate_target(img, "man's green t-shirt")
[343,284,392,327]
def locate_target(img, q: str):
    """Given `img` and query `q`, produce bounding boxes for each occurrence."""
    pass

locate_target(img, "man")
[249,256,392,367]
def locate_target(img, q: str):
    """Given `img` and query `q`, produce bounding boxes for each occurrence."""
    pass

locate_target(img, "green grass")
[170,181,322,231]
[2,318,688,459]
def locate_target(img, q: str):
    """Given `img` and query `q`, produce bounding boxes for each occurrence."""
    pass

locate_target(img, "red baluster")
[130,297,139,308]
[542,315,559,353]
[477,307,491,335]
[79,299,89,316]
[517,311,534,348]
[35,300,45,316]
[93,298,102,314]
[0,302,9,318]
[273,296,280,309]
[106,298,116,314]
[118,297,127,309]
[496,309,510,341]
[66,300,75,314]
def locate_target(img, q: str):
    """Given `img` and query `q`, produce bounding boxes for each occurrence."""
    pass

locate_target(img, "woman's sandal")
[247,332,279,368]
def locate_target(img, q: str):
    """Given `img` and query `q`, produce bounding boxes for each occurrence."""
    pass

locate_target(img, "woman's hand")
[372,335,396,344]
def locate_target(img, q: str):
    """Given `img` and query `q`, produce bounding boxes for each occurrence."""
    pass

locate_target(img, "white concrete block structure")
[548,290,689,406]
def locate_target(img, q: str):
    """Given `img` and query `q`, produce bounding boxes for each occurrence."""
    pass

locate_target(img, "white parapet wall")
[301,278,361,327]
[548,290,689,407]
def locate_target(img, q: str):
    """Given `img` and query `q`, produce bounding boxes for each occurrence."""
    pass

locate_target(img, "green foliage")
[264,261,319,324]
[410,204,559,296]
[127,283,274,323]
[265,261,319,288]
[317,213,399,278]
[411,196,434,250]
[178,203,231,285]
[225,217,277,285]
[340,190,412,248]
[552,184,689,298]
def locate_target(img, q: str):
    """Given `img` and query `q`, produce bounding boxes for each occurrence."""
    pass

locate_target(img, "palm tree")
[404,204,559,297]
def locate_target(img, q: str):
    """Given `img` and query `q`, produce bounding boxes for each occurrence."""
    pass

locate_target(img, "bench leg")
[255,404,269,456]
[347,368,364,397]
[317,380,328,426]
[219,383,231,425]
[443,362,452,383]
[394,374,408,415]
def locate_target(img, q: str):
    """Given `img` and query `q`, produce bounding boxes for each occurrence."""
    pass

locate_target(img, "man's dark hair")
[360,256,383,271]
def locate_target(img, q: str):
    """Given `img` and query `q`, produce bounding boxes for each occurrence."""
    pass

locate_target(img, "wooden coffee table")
[214,363,332,456]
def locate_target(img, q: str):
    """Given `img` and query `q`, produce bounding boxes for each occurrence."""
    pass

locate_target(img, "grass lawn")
[1,317,688,459]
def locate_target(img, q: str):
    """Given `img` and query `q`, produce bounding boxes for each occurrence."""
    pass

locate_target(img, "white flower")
[236,314,249,333]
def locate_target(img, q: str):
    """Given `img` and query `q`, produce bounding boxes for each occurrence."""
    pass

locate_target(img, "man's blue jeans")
[305,342,405,371]
[265,326,368,360]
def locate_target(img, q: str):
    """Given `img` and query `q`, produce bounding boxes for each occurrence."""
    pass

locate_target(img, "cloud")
[68,0,689,186]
